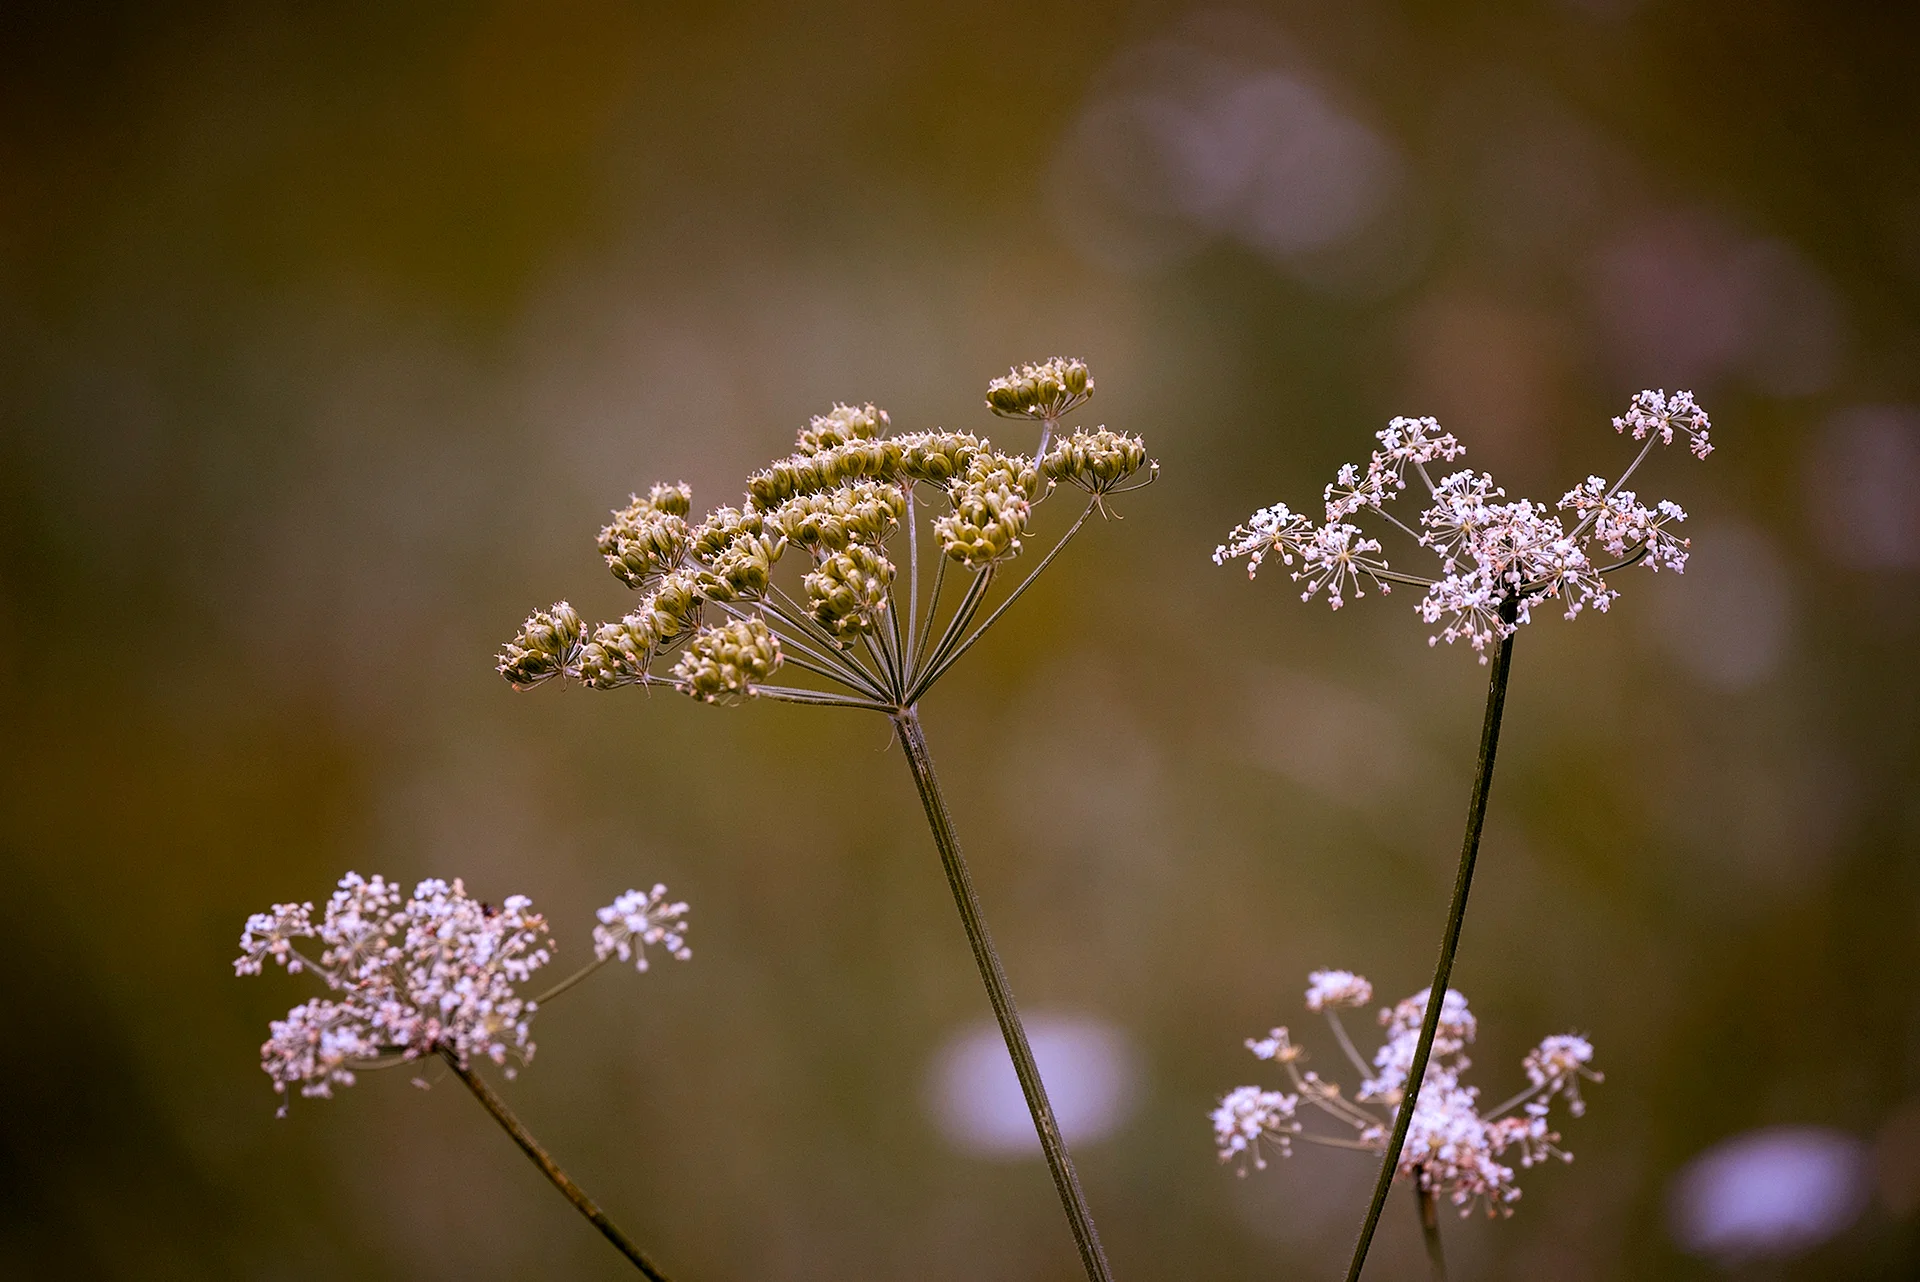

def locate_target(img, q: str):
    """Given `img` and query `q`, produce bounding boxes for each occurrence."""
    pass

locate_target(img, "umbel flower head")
[1212,969,1601,1217]
[499,362,1155,711]
[1214,391,1712,659]
[236,874,690,1114]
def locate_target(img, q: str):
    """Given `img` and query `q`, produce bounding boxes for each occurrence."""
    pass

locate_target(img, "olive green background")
[3,2,1917,1278]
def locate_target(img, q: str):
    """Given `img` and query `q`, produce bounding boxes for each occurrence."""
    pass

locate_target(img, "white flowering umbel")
[594,885,692,972]
[498,362,1155,1282]
[238,877,690,1278]
[1215,391,1711,659]
[1213,969,1601,1220]
[236,874,690,1114]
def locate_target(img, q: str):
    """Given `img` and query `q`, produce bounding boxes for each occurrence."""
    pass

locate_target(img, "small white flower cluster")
[1210,1085,1301,1172]
[1212,969,1601,1217]
[236,874,691,1114]
[593,884,692,971]
[1304,968,1374,1012]
[1613,389,1713,459]
[1215,394,1711,659]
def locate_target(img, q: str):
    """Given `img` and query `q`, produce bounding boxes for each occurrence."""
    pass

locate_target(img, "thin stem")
[774,645,886,698]
[913,547,950,677]
[441,1048,673,1280]
[530,957,610,1006]
[1415,1173,1448,1282]
[906,487,920,652]
[752,684,897,712]
[861,624,901,703]
[1483,1079,1547,1122]
[910,566,993,701]
[909,499,1096,699]
[890,707,1114,1282]
[1283,1062,1381,1132]
[767,585,883,689]
[1363,565,1439,591]
[1298,1133,1380,1153]
[1343,611,1517,1282]
[1568,433,1661,543]
[713,599,870,693]
[1326,1010,1373,1079]
[760,595,889,700]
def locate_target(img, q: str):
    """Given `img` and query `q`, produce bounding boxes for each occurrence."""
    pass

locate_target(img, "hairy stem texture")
[444,1049,674,1281]
[891,706,1115,1282]
[1344,625,1517,1282]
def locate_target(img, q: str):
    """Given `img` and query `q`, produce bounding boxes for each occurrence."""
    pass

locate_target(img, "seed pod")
[1042,427,1150,494]
[598,494,692,588]
[803,544,895,636]
[497,602,585,689]
[898,431,981,484]
[578,613,659,689]
[671,617,783,702]
[985,358,1095,423]
[796,403,889,455]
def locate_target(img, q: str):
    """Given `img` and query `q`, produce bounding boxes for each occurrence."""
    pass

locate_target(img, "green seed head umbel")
[598,483,694,588]
[986,357,1093,423]
[935,451,1037,569]
[1043,428,1154,496]
[498,601,585,689]
[804,544,895,636]
[796,402,888,456]
[499,358,1155,709]
[672,617,783,702]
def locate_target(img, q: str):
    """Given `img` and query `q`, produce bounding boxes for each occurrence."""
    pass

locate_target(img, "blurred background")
[3,1,1918,1278]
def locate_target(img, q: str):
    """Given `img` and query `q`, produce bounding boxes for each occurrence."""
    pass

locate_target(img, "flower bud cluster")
[672,617,783,701]
[598,484,693,588]
[578,612,657,688]
[796,402,887,455]
[747,438,906,508]
[986,357,1093,422]
[498,602,585,690]
[934,451,1037,568]
[897,430,983,484]
[804,544,895,636]
[1043,427,1154,495]
[502,358,1153,705]
[771,480,906,553]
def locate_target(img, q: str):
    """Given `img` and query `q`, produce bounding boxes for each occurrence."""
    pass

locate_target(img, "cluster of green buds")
[499,361,1154,710]
[671,617,783,703]
[1043,427,1155,498]
[598,483,693,588]
[986,357,1094,425]
[498,602,585,689]
[935,452,1039,570]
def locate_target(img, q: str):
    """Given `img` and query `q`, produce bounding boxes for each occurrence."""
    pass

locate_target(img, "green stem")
[1343,617,1517,1282]
[1415,1173,1447,1282]
[890,706,1115,1282]
[442,1048,674,1281]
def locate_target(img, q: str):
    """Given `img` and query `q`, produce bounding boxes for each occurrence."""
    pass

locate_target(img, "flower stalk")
[1344,618,1515,1282]
[893,706,1114,1282]
[1413,1173,1447,1282]
[497,360,1154,1280]
[444,1047,674,1281]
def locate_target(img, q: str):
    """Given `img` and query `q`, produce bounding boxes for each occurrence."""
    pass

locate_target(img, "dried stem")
[1414,1172,1448,1282]
[890,706,1114,1282]
[1343,608,1517,1282]
[441,1047,674,1280]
